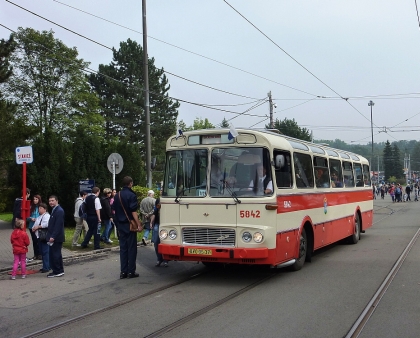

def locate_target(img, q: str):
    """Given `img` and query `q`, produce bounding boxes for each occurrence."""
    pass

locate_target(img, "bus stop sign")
[15,146,33,164]
[79,179,95,193]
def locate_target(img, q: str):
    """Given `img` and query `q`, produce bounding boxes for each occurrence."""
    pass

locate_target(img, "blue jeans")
[39,241,50,271]
[82,215,100,249]
[101,219,112,241]
[143,222,152,240]
[152,223,165,263]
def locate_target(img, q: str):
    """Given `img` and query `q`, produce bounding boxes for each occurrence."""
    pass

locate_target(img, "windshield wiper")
[222,180,241,204]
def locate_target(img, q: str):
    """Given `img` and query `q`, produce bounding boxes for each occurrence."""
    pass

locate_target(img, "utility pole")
[368,100,375,168]
[268,91,274,129]
[142,0,152,188]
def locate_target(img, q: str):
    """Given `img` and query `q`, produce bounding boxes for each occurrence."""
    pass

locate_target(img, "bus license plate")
[187,248,212,255]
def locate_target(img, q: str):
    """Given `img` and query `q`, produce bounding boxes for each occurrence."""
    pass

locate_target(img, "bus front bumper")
[159,243,270,263]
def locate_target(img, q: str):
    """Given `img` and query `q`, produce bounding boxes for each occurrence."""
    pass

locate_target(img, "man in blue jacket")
[46,195,65,278]
[113,176,142,279]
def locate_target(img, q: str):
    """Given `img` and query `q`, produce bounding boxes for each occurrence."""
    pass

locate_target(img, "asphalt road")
[0,198,419,338]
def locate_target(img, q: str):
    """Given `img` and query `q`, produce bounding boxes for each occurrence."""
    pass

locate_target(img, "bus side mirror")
[275,155,285,169]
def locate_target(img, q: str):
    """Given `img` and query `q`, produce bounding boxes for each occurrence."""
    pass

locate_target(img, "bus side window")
[354,163,364,187]
[293,153,314,188]
[363,164,371,186]
[342,161,354,187]
[329,158,343,188]
[274,150,292,188]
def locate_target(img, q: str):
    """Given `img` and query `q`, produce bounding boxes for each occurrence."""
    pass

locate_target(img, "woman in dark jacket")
[100,188,113,244]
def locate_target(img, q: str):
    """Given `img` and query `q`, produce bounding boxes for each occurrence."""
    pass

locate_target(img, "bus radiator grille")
[182,228,236,246]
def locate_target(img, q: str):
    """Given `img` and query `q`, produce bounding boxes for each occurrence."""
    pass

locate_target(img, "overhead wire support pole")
[142,0,152,188]
[368,100,375,168]
[268,91,274,129]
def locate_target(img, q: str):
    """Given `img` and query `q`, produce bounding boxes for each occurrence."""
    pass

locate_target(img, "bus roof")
[168,128,369,163]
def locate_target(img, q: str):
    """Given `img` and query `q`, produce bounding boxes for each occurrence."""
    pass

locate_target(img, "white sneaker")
[108,239,113,243]
[22,275,26,279]
[72,244,81,247]
[11,276,16,280]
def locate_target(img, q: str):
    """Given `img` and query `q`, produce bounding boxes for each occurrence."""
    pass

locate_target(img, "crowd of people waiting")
[10,177,166,280]
[372,182,419,202]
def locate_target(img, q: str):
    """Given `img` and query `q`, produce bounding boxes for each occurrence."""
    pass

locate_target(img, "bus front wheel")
[291,228,307,271]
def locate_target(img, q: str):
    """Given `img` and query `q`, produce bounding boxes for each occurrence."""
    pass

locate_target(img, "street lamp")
[368,100,375,168]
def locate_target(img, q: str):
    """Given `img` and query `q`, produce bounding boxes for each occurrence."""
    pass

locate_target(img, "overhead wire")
[248,98,318,128]
[50,0,320,97]
[416,0,420,29]
[5,0,262,102]
[222,0,384,131]
[0,23,267,119]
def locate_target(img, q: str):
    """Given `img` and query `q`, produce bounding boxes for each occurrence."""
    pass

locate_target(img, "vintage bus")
[158,128,373,270]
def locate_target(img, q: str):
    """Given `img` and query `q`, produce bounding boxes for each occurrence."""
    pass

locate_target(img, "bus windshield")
[163,149,208,197]
[210,147,272,197]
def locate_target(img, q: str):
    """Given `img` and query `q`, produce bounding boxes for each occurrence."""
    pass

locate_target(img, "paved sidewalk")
[0,220,112,273]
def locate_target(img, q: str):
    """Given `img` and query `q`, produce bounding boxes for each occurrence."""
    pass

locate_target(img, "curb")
[0,247,115,274]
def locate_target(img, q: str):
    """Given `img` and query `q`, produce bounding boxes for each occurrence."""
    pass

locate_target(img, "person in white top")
[31,202,51,273]
[72,191,88,246]
[249,163,273,195]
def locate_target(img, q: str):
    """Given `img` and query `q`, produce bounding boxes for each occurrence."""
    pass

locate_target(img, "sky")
[2,0,420,145]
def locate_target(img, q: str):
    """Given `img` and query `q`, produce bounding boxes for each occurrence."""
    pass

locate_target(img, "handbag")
[119,192,141,232]
[38,228,48,242]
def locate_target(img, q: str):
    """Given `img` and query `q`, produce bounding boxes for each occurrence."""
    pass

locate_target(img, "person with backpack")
[100,188,113,244]
[81,187,103,250]
[395,184,402,202]
[71,191,88,247]
[405,184,411,202]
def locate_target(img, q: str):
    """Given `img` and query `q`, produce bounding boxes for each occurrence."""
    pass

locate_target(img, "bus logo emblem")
[217,235,229,241]
[283,201,291,208]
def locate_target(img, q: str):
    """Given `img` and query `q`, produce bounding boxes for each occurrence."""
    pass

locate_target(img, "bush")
[131,186,160,206]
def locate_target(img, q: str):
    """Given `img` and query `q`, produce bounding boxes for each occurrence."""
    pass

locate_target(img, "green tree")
[192,117,214,130]
[2,28,102,139]
[411,142,420,173]
[383,140,393,180]
[89,39,179,159]
[177,119,193,132]
[0,35,36,192]
[271,117,311,141]
[220,117,229,128]
[391,143,402,178]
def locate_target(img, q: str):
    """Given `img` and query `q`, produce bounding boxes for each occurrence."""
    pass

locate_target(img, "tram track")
[21,270,208,338]
[345,227,420,338]
[22,267,278,338]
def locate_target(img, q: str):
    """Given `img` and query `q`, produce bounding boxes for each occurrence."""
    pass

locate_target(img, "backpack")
[395,187,401,194]
[78,201,87,219]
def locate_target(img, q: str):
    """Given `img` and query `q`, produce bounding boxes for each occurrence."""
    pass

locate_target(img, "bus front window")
[209,147,272,197]
[162,149,208,197]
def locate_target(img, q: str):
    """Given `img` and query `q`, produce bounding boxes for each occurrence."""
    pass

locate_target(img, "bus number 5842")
[239,210,261,218]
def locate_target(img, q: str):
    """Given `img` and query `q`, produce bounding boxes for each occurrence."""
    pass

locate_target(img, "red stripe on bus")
[276,190,373,213]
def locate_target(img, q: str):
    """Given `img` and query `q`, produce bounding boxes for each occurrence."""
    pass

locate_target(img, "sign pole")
[112,161,116,190]
[22,161,27,230]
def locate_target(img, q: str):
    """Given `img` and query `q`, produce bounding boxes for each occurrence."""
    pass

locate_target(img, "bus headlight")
[242,231,252,242]
[159,229,168,240]
[253,232,263,243]
[169,229,177,240]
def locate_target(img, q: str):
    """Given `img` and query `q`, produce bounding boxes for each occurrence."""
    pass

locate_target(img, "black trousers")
[29,229,40,257]
[49,241,64,274]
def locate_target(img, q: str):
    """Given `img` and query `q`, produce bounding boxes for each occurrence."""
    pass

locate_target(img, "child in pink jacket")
[10,219,30,279]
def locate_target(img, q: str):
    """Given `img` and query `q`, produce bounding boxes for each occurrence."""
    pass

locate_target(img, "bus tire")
[348,213,361,244]
[290,228,307,271]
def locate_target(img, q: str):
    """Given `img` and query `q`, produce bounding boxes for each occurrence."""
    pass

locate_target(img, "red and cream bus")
[158,128,373,270]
